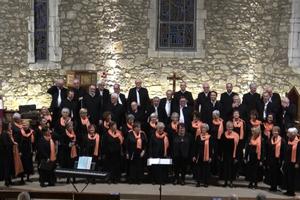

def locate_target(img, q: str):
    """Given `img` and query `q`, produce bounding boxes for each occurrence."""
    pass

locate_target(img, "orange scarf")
[271,135,282,158]
[149,121,157,129]
[88,133,100,157]
[65,129,77,158]
[233,118,245,140]
[171,121,178,133]
[155,131,169,156]
[250,119,261,128]
[250,135,262,160]
[225,131,239,158]
[103,121,110,129]
[213,118,224,139]
[127,123,133,130]
[21,128,34,143]
[263,122,273,139]
[14,122,23,129]
[200,134,211,161]
[45,135,56,161]
[60,117,70,127]
[133,131,142,149]
[81,117,90,129]
[108,129,124,144]
[288,137,299,163]
[192,120,202,130]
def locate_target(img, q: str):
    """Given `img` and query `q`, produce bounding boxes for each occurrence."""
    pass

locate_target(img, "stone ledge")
[28,62,61,71]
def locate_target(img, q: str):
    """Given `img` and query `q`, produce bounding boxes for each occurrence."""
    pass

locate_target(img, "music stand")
[72,156,94,192]
[147,158,172,200]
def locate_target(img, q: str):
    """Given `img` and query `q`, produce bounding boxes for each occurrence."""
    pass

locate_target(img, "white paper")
[77,156,92,170]
[147,158,172,166]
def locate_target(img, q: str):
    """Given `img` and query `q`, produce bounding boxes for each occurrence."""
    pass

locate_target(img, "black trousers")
[223,158,234,183]
[195,161,210,185]
[269,160,280,189]
[248,159,259,184]
[107,153,121,181]
[286,162,296,194]
[174,157,187,181]
[129,157,143,183]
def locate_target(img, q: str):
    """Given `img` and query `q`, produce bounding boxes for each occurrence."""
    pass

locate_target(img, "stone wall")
[0,0,299,110]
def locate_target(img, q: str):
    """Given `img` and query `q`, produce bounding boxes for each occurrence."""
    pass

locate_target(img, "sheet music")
[147,158,172,166]
[77,156,92,170]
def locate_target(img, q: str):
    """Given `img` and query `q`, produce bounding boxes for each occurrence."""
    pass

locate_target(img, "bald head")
[56,79,64,88]
[226,83,233,93]
[135,79,142,89]
[249,83,257,94]
[73,79,80,89]
[202,83,210,93]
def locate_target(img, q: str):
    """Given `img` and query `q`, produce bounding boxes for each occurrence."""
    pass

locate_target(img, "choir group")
[0,78,299,197]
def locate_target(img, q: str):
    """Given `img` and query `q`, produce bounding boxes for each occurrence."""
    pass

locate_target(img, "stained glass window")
[158,0,196,50]
[34,0,48,61]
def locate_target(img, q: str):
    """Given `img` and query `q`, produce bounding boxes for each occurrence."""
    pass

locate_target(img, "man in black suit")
[259,92,275,121]
[242,83,261,120]
[47,79,68,123]
[220,83,238,122]
[127,79,150,113]
[174,82,194,108]
[60,90,78,121]
[71,79,86,102]
[82,85,100,126]
[174,97,193,131]
[265,86,281,123]
[195,83,211,120]
[202,91,221,124]
[113,83,127,111]
[159,90,175,124]
[96,81,110,123]
[147,96,167,123]
[281,97,297,132]
[106,93,125,128]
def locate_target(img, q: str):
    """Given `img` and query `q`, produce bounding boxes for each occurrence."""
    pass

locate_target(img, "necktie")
[57,89,62,107]
[136,89,140,106]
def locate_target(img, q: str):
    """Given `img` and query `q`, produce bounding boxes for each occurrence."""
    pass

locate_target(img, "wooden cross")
[167,72,183,93]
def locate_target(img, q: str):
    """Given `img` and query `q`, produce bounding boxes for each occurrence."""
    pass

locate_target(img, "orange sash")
[271,135,281,158]
[288,137,299,163]
[88,133,100,157]
[45,135,56,161]
[250,134,262,160]
[13,144,24,176]
[155,131,169,156]
[192,120,202,130]
[14,122,23,129]
[81,117,90,129]
[103,121,110,129]
[60,117,70,127]
[171,121,178,133]
[250,119,261,128]
[233,118,245,140]
[44,115,52,122]
[149,121,157,129]
[65,129,77,158]
[21,128,34,143]
[108,129,124,144]
[127,123,133,130]
[263,122,273,139]
[133,131,142,149]
[225,131,239,158]
[213,118,224,139]
[200,134,211,161]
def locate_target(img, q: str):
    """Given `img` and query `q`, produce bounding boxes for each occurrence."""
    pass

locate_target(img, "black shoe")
[223,183,227,187]
[180,180,185,185]
[204,184,208,188]
[229,183,233,188]
[173,180,178,185]
[269,188,277,192]
[4,182,10,187]
[48,183,55,187]
[40,183,46,187]
[19,180,25,185]
[248,183,253,188]
[283,192,295,196]
[253,183,257,189]
[196,182,200,187]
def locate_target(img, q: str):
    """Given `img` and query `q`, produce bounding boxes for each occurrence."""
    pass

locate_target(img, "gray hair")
[127,114,135,121]
[212,110,220,117]
[111,93,118,99]
[61,107,70,114]
[171,112,179,119]
[149,112,158,119]
[288,127,298,135]
[256,193,266,200]
[157,122,165,129]
[249,83,257,88]
[202,123,209,131]
[13,112,21,120]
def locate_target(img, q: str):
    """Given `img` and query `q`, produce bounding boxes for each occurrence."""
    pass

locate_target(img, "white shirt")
[57,88,62,107]
[154,106,158,116]
[136,89,140,106]
[263,101,269,119]
[165,100,171,117]
[118,95,122,105]
[179,106,185,123]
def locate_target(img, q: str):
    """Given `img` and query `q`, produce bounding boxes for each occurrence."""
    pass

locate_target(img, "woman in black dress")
[245,126,265,189]
[126,122,147,184]
[144,113,158,141]
[193,123,212,187]
[19,120,34,182]
[105,121,124,183]
[76,108,90,153]
[148,122,169,184]
[1,121,16,187]
[173,123,191,185]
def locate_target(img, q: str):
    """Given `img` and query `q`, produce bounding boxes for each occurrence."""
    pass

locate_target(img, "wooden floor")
[1,176,299,200]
